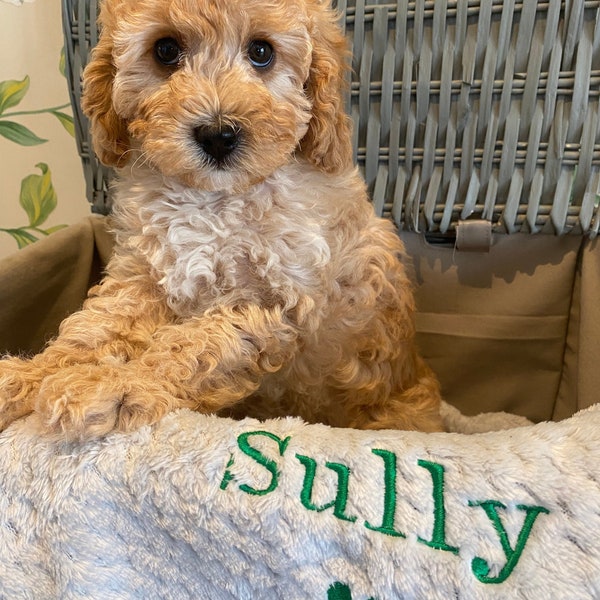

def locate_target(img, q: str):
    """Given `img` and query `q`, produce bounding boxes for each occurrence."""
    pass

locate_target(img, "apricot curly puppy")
[0,0,443,439]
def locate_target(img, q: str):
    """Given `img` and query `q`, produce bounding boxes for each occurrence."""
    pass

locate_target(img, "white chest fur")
[111,163,364,316]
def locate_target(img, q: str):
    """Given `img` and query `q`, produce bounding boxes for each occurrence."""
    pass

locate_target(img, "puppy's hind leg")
[349,357,445,433]
[0,355,45,430]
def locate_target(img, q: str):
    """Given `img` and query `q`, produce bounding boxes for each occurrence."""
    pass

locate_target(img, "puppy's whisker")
[130,151,151,172]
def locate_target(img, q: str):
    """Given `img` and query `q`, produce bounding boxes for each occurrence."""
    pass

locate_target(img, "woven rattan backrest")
[62,0,112,215]
[62,0,600,236]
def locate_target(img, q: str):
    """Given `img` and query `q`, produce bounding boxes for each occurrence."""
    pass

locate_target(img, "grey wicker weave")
[340,0,600,237]
[61,0,111,215]
[62,0,600,237]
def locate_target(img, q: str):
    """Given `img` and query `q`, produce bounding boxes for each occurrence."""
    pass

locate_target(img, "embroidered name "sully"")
[219,430,550,586]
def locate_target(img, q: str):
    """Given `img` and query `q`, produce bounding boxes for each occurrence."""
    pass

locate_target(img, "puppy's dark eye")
[248,40,274,69]
[154,37,183,66]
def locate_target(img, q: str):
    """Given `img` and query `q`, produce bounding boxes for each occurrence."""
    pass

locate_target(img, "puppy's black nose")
[193,124,240,164]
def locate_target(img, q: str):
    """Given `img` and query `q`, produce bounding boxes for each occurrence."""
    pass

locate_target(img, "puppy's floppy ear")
[81,3,129,167]
[299,1,353,173]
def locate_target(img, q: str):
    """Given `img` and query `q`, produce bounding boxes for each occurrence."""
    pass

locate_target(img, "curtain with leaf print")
[0,0,87,258]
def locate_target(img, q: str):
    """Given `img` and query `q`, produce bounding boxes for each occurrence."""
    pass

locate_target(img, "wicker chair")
[60,0,600,423]
[63,0,600,235]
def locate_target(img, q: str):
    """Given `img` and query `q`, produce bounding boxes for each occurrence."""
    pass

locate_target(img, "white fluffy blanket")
[1,402,599,599]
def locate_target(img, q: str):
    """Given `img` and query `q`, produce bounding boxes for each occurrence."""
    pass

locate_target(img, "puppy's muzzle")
[193,123,240,166]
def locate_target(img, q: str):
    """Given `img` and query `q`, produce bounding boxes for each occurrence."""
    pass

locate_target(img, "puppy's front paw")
[35,364,179,440]
[0,356,42,430]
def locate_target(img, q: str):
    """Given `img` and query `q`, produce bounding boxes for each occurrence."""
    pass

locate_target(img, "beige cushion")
[555,238,600,420]
[0,217,596,422]
[0,215,111,356]
[402,231,597,422]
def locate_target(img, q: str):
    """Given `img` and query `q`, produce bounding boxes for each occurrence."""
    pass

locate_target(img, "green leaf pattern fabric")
[0,57,72,249]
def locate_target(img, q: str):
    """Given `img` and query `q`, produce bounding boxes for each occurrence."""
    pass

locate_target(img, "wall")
[0,0,88,260]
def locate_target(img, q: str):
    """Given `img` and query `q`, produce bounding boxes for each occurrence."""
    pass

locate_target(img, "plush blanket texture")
[0,402,598,599]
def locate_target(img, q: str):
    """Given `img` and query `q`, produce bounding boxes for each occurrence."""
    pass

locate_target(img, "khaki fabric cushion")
[1,218,597,423]
[555,238,600,420]
[0,215,111,356]
[401,232,583,422]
